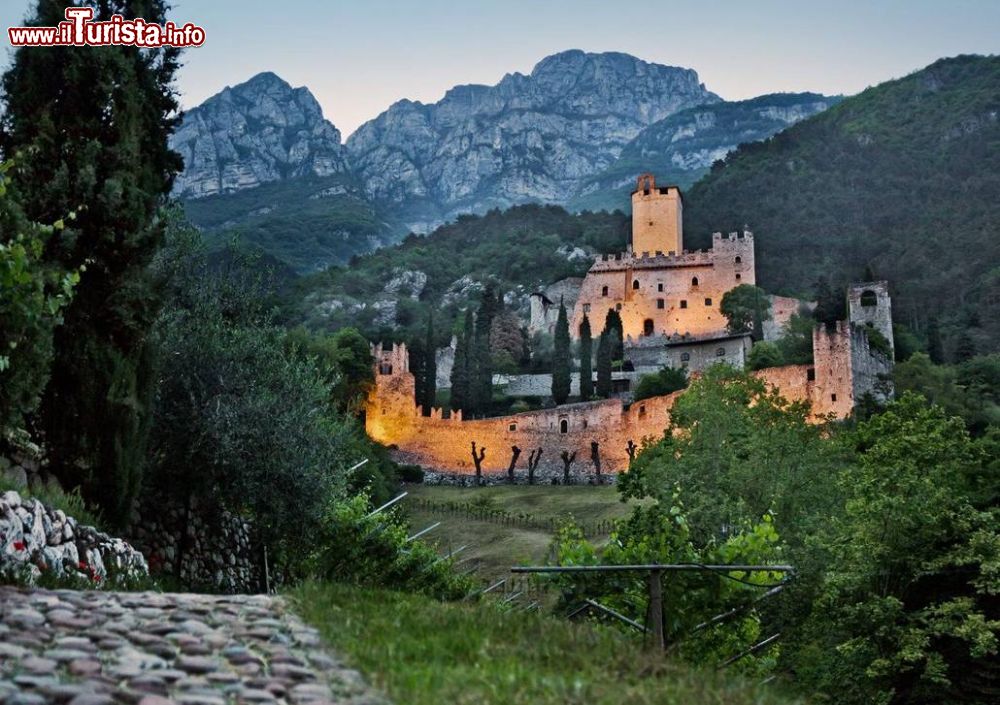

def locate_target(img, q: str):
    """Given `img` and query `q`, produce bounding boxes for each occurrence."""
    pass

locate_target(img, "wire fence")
[407,497,618,537]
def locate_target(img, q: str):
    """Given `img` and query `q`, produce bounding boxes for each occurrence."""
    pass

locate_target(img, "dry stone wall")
[0,490,148,587]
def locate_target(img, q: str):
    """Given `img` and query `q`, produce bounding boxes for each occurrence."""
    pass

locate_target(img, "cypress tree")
[422,313,437,415]
[596,332,612,398]
[552,300,571,405]
[450,310,473,414]
[954,330,977,363]
[579,314,593,401]
[604,308,624,361]
[0,0,182,524]
[813,276,845,325]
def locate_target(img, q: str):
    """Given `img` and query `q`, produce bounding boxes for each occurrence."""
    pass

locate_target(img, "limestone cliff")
[347,50,722,232]
[171,72,350,199]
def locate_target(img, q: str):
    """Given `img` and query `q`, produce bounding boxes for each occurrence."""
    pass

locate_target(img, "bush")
[633,366,688,401]
[398,464,425,483]
[747,341,783,370]
[306,494,474,600]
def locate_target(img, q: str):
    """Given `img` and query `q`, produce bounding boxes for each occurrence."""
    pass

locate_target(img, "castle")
[366,174,895,479]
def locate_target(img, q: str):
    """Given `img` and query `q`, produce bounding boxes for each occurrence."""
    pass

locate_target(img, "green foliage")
[183,174,400,274]
[419,314,437,415]
[720,285,771,338]
[893,353,1000,435]
[286,205,629,342]
[548,499,785,675]
[633,366,688,401]
[551,301,571,404]
[684,55,1000,353]
[1,0,183,524]
[795,394,1000,704]
[863,324,892,358]
[294,581,802,705]
[0,478,102,531]
[620,365,842,543]
[285,325,374,415]
[746,341,783,371]
[450,309,472,413]
[147,231,388,578]
[774,313,815,365]
[603,308,624,361]
[0,162,79,433]
[596,332,612,398]
[578,314,594,401]
[306,494,473,600]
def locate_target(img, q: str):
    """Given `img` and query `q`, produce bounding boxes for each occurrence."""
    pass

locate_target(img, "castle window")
[831,393,838,402]
[680,300,688,309]
[582,419,588,429]
[735,256,742,264]
[643,319,654,336]
[691,276,699,287]
[681,352,691,362]
[705,297,712,306]
[648,221,654,227]
[657,283,664,292]
[509,423,517,432]
[735,273,742,280]
[616,303,622,311]
[632,279,640,290]
[716,347,726,357]
[860,290,878,307]
[379,363,393,375]
[583,303,591,313]
[638,405,647,418]
[657,299,665,309]
[602,285,609,297]
[560,419,568,434]
[807,368,816,381]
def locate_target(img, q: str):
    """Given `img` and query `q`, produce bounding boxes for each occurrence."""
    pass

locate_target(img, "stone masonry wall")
[0,490,148,587]
[127,497,258,594]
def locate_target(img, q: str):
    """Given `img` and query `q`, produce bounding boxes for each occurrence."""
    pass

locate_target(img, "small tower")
[848,282,894,359]
[631,173,683,256]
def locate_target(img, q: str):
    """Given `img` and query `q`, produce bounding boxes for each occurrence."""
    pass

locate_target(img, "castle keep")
[366,173,895,479]
[571,174,754,346]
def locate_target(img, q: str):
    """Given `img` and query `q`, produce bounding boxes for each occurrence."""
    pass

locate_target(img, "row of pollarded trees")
[467,438,643,486]
[550,301,624,405]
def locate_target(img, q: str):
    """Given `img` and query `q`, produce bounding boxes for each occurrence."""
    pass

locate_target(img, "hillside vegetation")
[683,55,1000,357]
[295,582,802,705]
[183,174,402,274]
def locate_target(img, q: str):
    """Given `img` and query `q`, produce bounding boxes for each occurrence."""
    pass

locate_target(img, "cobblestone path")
[0,587,388,705]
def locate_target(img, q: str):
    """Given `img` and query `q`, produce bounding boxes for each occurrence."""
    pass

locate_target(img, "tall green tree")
[596,332,612,398]
[0,161,79,434]
[813,275,845,325]
[926,317,945,364]
[422,313,437,415]
[0,0,182,524]
[552,300,571,405]
[450,309,472,414]
[603,308,624,361]
[719,284,771,339]
[578,314,593,401]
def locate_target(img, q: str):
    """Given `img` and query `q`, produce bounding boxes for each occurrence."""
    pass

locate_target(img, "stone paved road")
[0,587,388,705]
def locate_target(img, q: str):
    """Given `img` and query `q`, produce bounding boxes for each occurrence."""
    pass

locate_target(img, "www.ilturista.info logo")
[8,7,205,48]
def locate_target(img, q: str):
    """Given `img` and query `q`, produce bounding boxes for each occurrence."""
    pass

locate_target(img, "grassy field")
[401,484,645,582]
[294,582,800,705]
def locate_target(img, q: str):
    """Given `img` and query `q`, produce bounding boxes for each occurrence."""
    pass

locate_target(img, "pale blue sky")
[2,0,998,137]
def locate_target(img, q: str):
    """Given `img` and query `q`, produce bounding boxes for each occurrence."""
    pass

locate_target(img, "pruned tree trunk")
[590,441,602,485]
[626,439,638,466]
[527,448,543,485]
[508,445,521,484]
[560,450,577,485]
[471,441,486,486]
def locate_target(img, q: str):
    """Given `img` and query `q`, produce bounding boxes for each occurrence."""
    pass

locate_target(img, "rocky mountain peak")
[171,72,350,199]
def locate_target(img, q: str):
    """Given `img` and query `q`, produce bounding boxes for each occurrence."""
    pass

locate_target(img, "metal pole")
[510,564,794,574]
[647,569,665,651]
[406,522,441,542]
[365,491,408,518]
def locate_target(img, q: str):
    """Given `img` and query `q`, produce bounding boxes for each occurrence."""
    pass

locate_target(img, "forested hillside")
[683,55,1000,358]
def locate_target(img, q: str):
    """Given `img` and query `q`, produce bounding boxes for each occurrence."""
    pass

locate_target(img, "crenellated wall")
[570,232,755,342]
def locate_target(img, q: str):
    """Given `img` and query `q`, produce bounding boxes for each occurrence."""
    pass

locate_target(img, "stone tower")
[848,281,894,359]
[631,173,683,256]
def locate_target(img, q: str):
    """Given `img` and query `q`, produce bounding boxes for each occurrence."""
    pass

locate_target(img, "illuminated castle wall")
[365,311,892,477]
